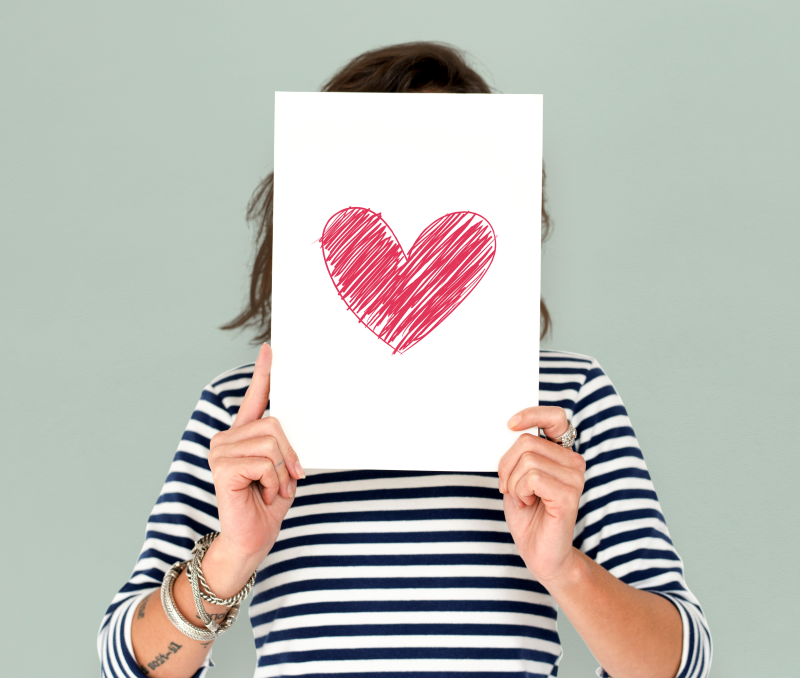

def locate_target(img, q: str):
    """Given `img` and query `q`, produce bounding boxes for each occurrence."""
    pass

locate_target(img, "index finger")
[232,343,272,429]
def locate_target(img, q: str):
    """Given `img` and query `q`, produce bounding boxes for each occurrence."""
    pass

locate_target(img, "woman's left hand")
[499,406,586,585]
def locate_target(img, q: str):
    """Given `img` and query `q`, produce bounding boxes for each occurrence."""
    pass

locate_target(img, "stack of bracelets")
[160,532,257,641]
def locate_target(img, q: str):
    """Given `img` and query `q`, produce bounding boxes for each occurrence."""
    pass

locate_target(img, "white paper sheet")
[271,92,542,471]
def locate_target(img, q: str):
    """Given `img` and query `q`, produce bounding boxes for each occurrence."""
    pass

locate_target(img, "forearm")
[131,540,261,678]
[540,548,682,678]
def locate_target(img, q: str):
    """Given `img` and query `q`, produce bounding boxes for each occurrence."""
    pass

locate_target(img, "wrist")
[535,548,589,595]
[199,536,263,600]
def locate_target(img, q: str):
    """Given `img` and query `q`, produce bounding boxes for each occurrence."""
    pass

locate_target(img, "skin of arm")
[499,406,682,678]
[131,540,263,677]
[540,549,682,678]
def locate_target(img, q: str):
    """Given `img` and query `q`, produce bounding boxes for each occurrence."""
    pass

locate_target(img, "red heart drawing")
[320,207,496,354]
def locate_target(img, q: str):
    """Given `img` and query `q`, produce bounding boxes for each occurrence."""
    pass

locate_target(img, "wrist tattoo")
[137,593,151,620]
[143,642,182,672]
[196,611,228,622]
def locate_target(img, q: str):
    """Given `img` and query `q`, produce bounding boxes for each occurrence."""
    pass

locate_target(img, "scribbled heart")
[320,207,496,354]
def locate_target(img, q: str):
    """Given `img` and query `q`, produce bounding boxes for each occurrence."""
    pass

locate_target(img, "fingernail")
[507,414,521,429]
[295,461,306,479]
[499,479,507,494]
[287,483,295,498]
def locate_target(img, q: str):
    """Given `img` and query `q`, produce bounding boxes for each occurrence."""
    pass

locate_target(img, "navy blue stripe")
[154,492,218,518]
[119,603,144,677]
[648,585,695,602]
[584,446,644,467]
[677,607,696,678]
[147,512,214,536]
[217,384,248,400]
[143,530,195,551]
[104,604,124,678]
[253,576,549,605]
[252,599,558,627]
[180,430,213,448]
[199,389,226,407]
[619,566,685,585]
[256,622,559,646]
[538,380,581,392]
[583,466,651,492]
[575,383,617,412]
[259,646,560,666]
[119,569,167,589]
[539,363,588,373]
[271,530,514,553]
[577,489,659,522]
[210,367,254,387]
[538,397,576,410]
[601,547,681,572]
[574,508,666,546]
[540,353,592,364]
[165,471,215,495]
[583,527,673,560]
[172,451,210,470]
[255,673,553,678]
[103,593,137,620]
[261,553,527,579]
[137,547,193,567]
[190,408,227,431]
[292,485,503,508]
[580,423,637,456]
[281,508,506,530]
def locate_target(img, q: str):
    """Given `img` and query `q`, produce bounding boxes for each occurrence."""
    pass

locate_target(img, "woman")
[98,42,711,678]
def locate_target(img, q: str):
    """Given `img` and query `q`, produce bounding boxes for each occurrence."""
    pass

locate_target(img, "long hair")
[222,41,552,342]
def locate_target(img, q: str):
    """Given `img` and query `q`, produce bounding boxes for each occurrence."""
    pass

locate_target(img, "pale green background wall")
[1,1,798,676]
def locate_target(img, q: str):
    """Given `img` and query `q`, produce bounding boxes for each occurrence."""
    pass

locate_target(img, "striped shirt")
[98,350,712,678]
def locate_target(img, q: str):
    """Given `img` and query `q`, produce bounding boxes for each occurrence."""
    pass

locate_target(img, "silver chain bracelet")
[187,532,257,608]
[160,532,258,640]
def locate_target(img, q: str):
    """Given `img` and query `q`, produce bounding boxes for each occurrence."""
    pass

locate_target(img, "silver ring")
[545,420,577,448]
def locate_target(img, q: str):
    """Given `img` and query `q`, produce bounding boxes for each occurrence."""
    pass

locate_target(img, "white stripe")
[287,495,503,518]
[279,518,509,538]
[258,564,535,587]
[257,611,557,632]
[251,585,553,613]
[256,657,557,676]
[298,472,498,497]
[261,634,562,655]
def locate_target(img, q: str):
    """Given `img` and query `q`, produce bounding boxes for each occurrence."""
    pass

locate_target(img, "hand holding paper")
[499,406,586,584]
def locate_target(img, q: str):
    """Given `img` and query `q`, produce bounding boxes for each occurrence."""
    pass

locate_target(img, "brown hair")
[222,41,552,342]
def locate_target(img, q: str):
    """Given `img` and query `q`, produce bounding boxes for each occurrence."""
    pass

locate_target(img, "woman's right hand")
[129,344,303,674]
[206,343,304,580]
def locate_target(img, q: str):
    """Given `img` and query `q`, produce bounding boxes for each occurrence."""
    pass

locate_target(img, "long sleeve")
[570,357,712,678]
[97,366,249,677]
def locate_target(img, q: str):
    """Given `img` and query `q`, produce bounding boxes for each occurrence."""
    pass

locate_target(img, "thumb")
[232,343,272,429]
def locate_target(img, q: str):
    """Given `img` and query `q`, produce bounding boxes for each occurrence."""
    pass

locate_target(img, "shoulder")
[538,349,622,422]
[201,362,257,419]
[539,348,606,387]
